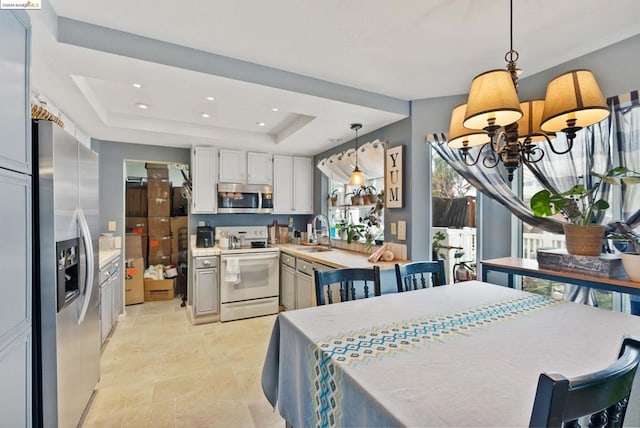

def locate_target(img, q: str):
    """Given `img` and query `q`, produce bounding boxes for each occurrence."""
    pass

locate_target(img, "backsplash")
[331,239,408,260]
[190,214,313,232]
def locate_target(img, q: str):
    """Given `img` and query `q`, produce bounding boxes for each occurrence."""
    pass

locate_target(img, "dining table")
[261,281,640,427]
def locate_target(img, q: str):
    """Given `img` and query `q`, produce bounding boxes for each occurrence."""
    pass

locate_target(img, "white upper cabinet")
[293,157,313,213]
[273,155,293,213]
[247,152,273,185]
[0,12,30,174]
[273,155,313,214]
[191,146,217,214]
[218,149,246,183]
[219,149,272,185]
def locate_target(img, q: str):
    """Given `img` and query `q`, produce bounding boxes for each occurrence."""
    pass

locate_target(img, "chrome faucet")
[312,214,332,247]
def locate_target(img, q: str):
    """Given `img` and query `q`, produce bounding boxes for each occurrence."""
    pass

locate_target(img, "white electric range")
[215,226,280,322]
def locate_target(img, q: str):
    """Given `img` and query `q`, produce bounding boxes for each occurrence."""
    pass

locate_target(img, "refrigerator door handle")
[77,207,94,325]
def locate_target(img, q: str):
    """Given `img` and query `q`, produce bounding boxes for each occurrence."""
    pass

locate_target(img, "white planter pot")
[621,253,640,282]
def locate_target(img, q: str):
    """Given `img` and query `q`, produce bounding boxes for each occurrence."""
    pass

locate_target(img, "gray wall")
[91,139,190,236]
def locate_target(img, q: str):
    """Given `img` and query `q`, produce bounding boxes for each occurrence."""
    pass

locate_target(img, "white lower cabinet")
[193,256,219,317]
[280,264,296,310]
[100,281,113,344]
[0,329,31,428]
[295,271,313,309]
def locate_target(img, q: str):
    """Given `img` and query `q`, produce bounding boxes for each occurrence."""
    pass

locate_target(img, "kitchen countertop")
[277,244,409,270]
[99,249,121,269]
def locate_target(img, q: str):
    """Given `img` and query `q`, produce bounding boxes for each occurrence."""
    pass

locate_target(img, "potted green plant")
[362,185,378,205]
[328,189,339,207]
[346,187,364,206]
[606,221,640,281]
[335,219,348,240]
[530,167,640,256]
[345,223,365,244]
[432,231,447,260]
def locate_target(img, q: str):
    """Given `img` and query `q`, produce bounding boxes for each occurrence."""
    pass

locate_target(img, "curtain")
[429,133,565,234]
[613,91,640,228]
[525,117,613,225]
[317,139,385,183]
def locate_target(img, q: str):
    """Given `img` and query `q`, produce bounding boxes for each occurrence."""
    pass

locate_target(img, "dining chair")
[529,337,640,428]
[314,267,381,306]
[395,260,446,292]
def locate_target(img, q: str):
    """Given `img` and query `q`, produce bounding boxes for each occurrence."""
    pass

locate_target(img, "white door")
[273,155,293,213]
[219,149,246,183]
[220,253,279,302]
[247,152,272,185]
[191,146,217,213]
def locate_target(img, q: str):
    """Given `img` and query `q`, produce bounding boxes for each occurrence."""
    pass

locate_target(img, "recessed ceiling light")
[201,113,210,118]
[257,122,266,127]
[136,103,149,109]
[271,108,279,112]
[132,83,142,88]
[205,96,215,101]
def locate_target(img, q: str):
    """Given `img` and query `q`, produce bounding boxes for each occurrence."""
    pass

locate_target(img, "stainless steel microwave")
[217,183,273,213]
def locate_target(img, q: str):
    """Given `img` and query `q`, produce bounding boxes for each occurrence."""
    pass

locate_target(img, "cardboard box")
[170,254,181,266]
[146,164,169,179]
[125,257,145,305]
[148,197,170,217]
[147,178,171,199]
[170,216,188,235]
[148,254,171,266]
[172,187,188,216]
[149,235,172,257]
[141,235,148,264]
[126,185,148,217]
[125,233,143,258]
[148,217,171,236]
[126,217,148,235]
[144,278,175,301]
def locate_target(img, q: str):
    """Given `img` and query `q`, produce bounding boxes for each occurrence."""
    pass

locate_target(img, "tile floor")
[82,299,284,428]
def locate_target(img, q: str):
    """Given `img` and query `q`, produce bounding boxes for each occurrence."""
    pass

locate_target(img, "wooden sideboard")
[481,257,640,296]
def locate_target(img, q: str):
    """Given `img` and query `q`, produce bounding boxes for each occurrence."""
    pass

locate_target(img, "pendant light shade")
[462,69,523,130]
[447,104,487,149]
[348,166,365,186]
[540,69,610,133]
[349,123,365,186]
[517,99,555,142]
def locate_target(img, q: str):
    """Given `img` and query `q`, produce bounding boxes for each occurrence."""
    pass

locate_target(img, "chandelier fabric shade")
[447,104,488,149]
[540,69,610,133]
[462,69,523,130]
[517,99,555,142]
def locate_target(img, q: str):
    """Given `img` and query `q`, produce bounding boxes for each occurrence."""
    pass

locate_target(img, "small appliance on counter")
[196,222,214,248]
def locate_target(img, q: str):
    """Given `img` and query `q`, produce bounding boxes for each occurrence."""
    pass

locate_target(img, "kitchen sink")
[300,247,332,253]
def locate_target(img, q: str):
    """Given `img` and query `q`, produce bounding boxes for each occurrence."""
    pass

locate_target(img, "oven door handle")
[222,254,279,262]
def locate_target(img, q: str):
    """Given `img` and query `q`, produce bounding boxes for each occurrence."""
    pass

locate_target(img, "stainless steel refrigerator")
[34,121,100,428]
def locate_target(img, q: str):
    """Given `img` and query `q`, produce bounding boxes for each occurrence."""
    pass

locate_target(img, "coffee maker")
[196,222,214,248]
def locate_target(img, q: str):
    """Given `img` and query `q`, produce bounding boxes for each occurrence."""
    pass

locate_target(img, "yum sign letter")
[385,145,403,208]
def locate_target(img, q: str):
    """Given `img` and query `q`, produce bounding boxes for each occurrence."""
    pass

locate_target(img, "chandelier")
[447,0,610,182]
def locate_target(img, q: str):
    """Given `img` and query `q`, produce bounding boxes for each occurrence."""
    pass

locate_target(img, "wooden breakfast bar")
[481,257,640,296]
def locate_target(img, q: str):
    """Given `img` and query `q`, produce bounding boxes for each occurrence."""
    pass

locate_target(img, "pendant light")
[349,123,365,186]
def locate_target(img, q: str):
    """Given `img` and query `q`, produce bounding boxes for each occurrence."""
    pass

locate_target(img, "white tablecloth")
[261,281,640,427]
